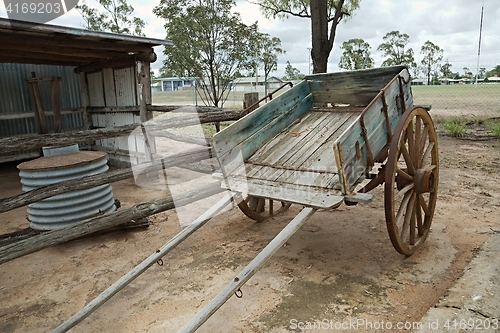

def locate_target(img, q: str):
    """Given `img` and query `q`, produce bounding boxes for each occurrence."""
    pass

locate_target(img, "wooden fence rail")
[0,182,225,265]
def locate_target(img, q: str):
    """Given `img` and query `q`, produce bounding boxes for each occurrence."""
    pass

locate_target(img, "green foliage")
[377,30,416,68]
[443,119,467,137]
[282,61,304,81]
[256,34,284,80]
[440,62,452,78]
[420,40,443,85]
[486,119,500,136]
[338,38,374,70]
[486,65,500,78]
[76,0,145,36]
[154,0,263,108]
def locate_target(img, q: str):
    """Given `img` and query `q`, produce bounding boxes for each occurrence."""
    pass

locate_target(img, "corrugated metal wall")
[0,63,84,162]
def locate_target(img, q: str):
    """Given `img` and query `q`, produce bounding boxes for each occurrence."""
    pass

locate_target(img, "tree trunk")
[310,0,329,74]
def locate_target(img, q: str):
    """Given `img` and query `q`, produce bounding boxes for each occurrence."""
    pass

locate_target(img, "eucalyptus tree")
[154,0,273,117]
[377,30,416,68]
[76,0,145,36]
[254,33,285,95]
[420,40,443,85]
[338,38,374,70]
[251,0,360,74]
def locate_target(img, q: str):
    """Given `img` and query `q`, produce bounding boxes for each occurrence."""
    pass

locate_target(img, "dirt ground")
[1,122,500,332]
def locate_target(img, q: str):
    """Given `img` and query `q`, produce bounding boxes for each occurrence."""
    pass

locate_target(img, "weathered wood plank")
[0,109,242,154]
[243,111,325,182]
[222,176,343,209]
[216,93,313,176]
[0,182,225,265]
[0,148,212,213]
[333,68,413,193]
[306,66,407,105]
[213,80,310,158]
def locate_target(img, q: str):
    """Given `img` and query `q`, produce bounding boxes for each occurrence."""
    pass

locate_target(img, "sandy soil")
[1,124,500,332]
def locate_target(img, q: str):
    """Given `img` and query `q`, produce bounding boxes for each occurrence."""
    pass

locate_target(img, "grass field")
[412,84,500,115]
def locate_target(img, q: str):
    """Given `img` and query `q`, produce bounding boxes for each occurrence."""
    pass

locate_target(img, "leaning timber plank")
[213,80,310,158]
[53,192,234,333]
[153,130,209,146]
[217,94,313,176]
[0,182,225,265]
[0,110,241,154]
[0,148,212,213]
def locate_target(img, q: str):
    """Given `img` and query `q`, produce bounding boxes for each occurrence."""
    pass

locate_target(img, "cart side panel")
[334,68,413,194]
[214,92,313,177]
[306,65,406,105]
[213,80,310,159]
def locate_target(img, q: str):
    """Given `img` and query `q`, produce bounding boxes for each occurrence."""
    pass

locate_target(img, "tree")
[254,33,285,95]
[486,65,500,77]
[282,61,304,81]
[420,40,443,85]
[377,30,416,68]
[440,62,452,79]
[252,0,360,74]
[76,0,145,36]
[338,38,374,70]
[154,0,260,118]
[462,67,473,79]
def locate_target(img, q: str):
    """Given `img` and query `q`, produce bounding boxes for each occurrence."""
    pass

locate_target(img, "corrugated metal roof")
[0,18,172,66]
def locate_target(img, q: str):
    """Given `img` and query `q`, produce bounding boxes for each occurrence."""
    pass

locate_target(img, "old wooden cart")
[55,65,439,332]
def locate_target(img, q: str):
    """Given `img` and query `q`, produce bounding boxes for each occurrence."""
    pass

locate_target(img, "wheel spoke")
[400,142,416,175]
[407,118,416,166]
[401,192,415,241]
[416,195,424,235]
[396,167,413,181]
[419,193,431,216]
[395,182,414,201]
[415,116,422,168]
[396,189,413,227]
[256,198,265,212]
[410,194,417,245]
[421,142,435,167]
[420,124,429,155]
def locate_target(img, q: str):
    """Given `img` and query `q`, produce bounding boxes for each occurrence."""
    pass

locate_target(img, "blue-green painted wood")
[218,93,313,176]
[213,80,310,158]
[333,68,413,193]
[306,66,407,105]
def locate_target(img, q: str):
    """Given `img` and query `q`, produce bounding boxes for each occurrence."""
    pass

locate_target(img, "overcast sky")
[1,0,499,78]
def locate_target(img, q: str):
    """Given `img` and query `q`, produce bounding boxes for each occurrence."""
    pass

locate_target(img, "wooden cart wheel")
[384,106,439,256]
[236,193,291,222]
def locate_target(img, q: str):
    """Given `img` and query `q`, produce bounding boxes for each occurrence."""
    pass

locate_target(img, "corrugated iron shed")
[0,18,172,67]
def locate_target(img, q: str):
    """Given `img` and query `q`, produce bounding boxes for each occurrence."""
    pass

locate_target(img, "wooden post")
[26,72,47,134]
[79,72,93,130]
[243,92,259,113]
[51,77,62,133]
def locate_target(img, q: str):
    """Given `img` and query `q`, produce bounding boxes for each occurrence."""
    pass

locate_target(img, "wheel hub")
[414,168,435,193]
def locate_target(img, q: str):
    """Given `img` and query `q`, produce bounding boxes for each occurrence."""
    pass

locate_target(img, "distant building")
[487,76,500,83]
[157,77,195,91]
[230,76,284,92]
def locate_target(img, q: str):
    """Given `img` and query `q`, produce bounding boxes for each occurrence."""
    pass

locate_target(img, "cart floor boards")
[222,109,362,209]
